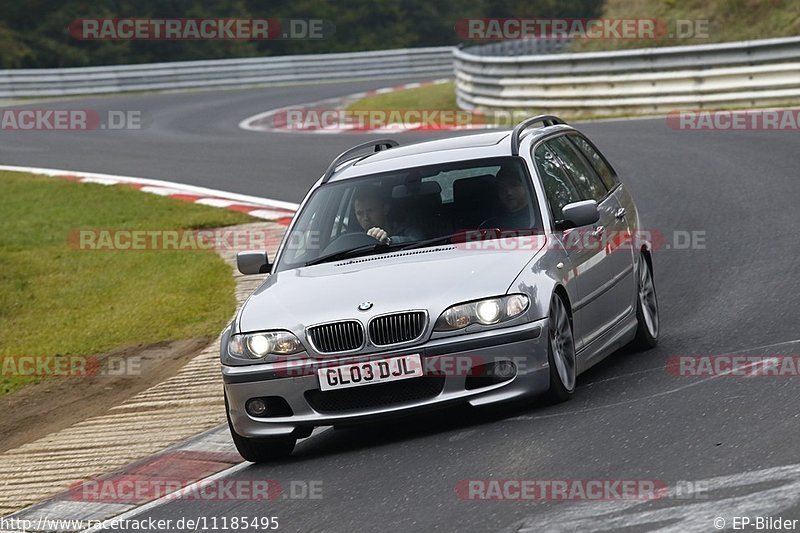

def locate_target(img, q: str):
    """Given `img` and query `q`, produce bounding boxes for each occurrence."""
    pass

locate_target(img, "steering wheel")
[477,218,500,230]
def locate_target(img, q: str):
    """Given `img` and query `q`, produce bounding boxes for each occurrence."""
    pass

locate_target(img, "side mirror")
[236,251,271,275]
[558,200,600,229]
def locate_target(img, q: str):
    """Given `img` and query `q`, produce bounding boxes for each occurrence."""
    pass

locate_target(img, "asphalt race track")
[3,80,799,531]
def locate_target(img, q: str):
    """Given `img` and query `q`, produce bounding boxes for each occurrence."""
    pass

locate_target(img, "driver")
[353,186,424,244]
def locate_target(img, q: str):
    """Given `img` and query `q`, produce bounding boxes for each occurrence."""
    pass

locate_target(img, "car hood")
[238,245,543,333]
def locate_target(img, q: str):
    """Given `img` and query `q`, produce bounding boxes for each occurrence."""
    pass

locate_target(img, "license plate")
[317,354,423,391]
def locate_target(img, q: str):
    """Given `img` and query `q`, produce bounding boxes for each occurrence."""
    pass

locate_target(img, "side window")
[533,143,581,222]
[422,166,498,204]
[569,134,620,191]
[547,136,607,203]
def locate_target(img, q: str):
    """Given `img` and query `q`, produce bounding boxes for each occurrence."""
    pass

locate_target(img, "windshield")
[274,156,542,272]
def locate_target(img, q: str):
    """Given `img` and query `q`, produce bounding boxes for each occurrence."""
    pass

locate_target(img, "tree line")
[0,0,601,68]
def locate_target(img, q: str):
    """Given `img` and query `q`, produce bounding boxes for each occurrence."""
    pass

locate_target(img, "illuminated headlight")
[247,334,274,356]
[475,300,501,324]
[434,294,530,331]
[228,330,303,359]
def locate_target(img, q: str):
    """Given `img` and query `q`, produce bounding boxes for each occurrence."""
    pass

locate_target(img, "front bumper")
[222,318,549,438]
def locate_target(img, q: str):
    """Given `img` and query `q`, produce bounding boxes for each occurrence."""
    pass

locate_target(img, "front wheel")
[545,294,576,403]
[225,396,295,462]
[630,253,659,350]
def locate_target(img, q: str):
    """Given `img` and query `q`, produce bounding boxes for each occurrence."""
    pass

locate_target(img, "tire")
[546,293,577,403]
[630,252,659,350]
[225,395,296,463]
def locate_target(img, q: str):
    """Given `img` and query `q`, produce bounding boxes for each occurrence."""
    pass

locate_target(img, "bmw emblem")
[358,301,373,311]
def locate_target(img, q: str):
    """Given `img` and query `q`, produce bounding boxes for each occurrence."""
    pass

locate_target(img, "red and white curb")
[5,425,329,532]
[238,78,495,134]
[0,165,298,225]
[4,427,239,531]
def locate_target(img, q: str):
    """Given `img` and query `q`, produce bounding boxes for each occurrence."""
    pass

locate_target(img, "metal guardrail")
[0,47,455,98]
[454,37,800,114]
[460,38,570,57]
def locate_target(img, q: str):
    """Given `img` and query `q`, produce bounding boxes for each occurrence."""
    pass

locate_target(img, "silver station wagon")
[221,115,659,462]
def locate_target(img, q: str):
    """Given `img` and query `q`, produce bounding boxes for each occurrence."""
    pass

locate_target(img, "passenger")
[353,185,424,244]
[482,167,534,229]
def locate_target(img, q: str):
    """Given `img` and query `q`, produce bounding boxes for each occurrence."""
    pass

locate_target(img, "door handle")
[591,225,605,238]
[614,207,626,219]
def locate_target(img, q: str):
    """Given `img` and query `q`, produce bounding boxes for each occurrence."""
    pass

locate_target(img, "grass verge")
[0,171,254,395]
[347,82,458,112]
[571,0,800,52]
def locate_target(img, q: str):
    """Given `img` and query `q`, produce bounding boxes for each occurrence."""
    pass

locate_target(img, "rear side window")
[546,136,607,203]
[533,142,580,222]
[569,134,620,190]
[422,164,500,204]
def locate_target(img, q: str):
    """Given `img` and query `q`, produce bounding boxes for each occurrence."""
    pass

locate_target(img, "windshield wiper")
[304,243,387,267]
[306,235,460,266]
[399,233,462,250]
[400,228,543,251]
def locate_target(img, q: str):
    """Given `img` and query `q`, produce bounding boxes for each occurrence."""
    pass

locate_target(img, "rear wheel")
[546,294,576,403]
[225,395,295,462]
[630,253,659,350]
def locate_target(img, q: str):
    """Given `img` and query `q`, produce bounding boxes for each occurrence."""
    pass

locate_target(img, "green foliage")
[571,0,800,51]
[0,0,602,67]
[1,0,792,66]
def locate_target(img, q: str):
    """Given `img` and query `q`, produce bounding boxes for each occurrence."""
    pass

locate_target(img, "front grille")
[307,321,364,353]
[305,374,445,413]
[368,311,427,346]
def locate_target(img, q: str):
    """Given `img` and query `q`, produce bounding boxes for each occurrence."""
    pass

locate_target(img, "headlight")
[434,294,529,331]
[228,330,303,359]
[475,300,502,324]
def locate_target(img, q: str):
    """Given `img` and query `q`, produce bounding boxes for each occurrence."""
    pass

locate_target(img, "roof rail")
[321,139,399,183]
[510,115,567,156]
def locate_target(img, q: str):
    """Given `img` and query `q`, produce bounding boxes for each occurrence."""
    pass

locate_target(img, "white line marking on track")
[0,164,300,211]
[509,359,772,422]
[724,337,800,355]
[78,462,251,533]
[504,462,800,533]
